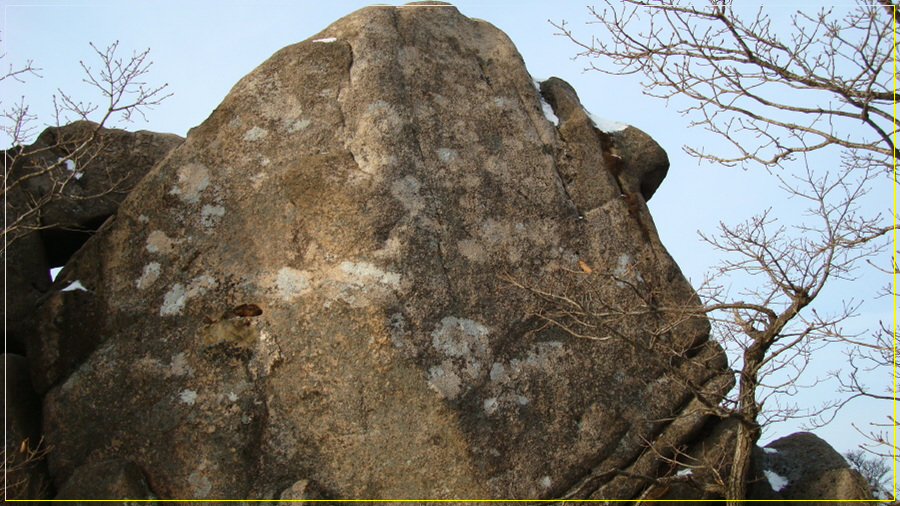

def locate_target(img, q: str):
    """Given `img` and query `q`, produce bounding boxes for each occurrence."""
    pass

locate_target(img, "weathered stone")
[36,3,725,500]
[3,354,52,499]
[279,479,323,502]
[753,432,875,504]
[54,458,157,503]
[8,120,184,233]
[539,77,669,202]
[4,186,51,355]
[4,121,183,354]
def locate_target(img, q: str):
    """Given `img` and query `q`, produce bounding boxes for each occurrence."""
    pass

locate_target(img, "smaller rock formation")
[751,432,875,505]
[538,77,669,203]
[4,121,183,354]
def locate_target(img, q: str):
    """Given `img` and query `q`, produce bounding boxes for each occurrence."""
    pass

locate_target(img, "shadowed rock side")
[5,121,183,355]
[34,3,728,501]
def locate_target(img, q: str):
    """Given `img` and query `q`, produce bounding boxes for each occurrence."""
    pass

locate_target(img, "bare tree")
[3,37,171,249]
[822,247,899,469]
[845,448,894,500]
[525,2,900,504]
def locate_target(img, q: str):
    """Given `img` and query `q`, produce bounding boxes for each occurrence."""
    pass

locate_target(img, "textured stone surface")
[538,77,669,202]
[35,3,726,500]
[4,121,183,354]
[8,120,184,232]
[3,354,52,500]
[753,432,875,504]
[54,458,156,503]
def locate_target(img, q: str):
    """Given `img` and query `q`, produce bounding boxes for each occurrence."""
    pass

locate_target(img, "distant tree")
[522,2,899,504]
[3,37,171,250]
[845,449,894,500]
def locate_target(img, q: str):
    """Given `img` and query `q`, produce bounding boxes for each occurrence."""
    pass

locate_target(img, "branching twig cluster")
[552,1,898,174]
[3,36,171,250]
[536,2,898,503]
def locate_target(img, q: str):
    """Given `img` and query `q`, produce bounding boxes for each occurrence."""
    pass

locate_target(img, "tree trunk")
[727,349,764,506]
[726,418,760,506]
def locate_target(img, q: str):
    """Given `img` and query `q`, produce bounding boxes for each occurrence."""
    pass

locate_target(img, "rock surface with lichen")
[33,2,736,500]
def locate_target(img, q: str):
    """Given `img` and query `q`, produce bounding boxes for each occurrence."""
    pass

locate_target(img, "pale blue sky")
[4,1,894,462]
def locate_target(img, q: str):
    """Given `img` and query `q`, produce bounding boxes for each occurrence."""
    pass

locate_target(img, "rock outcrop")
[750,432,875,505]
[31,2,730,501]
[3,354,52,499]
[5,121,183,354]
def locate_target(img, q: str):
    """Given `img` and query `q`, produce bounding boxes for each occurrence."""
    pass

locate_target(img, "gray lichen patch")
[136,262,161,289]
[170,163,210,204]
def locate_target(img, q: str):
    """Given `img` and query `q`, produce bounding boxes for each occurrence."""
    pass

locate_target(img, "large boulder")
[752,432,875,504]
[5,121,183,354]
[34,2,728,500]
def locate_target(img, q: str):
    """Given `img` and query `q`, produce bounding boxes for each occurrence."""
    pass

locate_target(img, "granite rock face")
[3,354,52,500]
[751,432,875,505]
[5,121,183,354]
[34,3,729,500]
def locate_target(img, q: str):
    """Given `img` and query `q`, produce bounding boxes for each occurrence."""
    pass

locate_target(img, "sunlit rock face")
[35,2,726,500]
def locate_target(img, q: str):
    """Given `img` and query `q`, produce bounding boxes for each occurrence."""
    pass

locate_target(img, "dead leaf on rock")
[233,304,263,317]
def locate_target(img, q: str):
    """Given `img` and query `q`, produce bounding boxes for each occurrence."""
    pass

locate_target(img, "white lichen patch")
[480,342,569,414]
[275,267,309,301]
[160,284,187,316]
[490,362,509,383]
[613,254,644,287]
[159,276,217,316]
[436,148,458,163]
[243,126,268,142]
[492,96,513,109]
[179,389,198,405]
[188,472,212,499]
[136,262,161,289]
[170,164,210,204]
[168,352,193,377]
[483,397,499,415]
[432,316,489,358]
[390,176,426,216]
[428,317,492,399]
[313,37,337,43]
[540,476,552,489]
[427,363,462,399]
[200,204,226,228]
[339,261,401,288]
[285,118,311,133]
[146,230,178,254]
